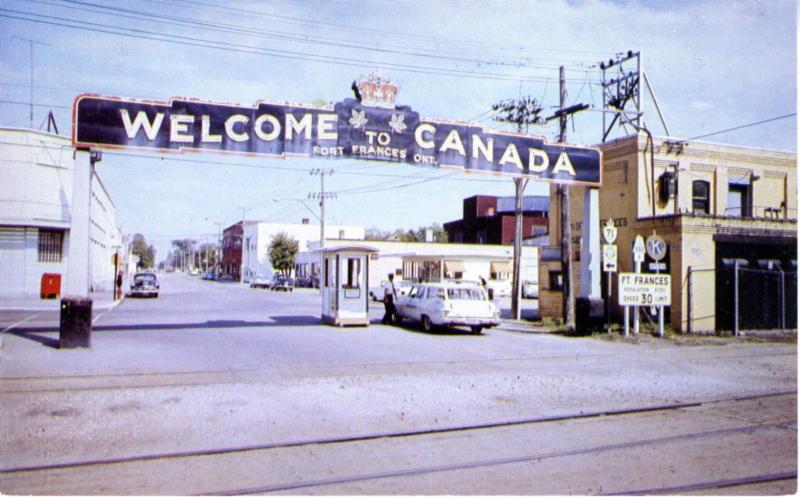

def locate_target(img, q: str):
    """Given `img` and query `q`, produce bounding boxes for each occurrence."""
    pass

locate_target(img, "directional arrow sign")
[603,244,618,272]
[633,235,646,263]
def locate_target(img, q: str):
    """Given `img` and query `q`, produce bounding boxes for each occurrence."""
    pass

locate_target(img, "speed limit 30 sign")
[618,272,671,306]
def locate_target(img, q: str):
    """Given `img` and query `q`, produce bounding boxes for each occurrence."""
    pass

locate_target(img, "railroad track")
[1,391,795,495]
[1,346,795,394]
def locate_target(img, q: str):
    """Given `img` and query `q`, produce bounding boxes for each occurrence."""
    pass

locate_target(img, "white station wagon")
[395,283,500,334]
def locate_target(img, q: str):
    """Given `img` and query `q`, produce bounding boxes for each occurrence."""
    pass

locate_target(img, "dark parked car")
[130,272,159,298]
[201,272,216,281]
[295,275,319,288]
[271,274,294,292]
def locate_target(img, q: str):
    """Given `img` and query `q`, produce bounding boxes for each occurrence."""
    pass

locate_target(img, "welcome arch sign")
[73,74,602,185]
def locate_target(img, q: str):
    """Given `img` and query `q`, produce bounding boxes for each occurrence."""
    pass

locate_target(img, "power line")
[51,0,591,73]
[0,8,593,84]
[0,99,70,109]
[154,0,611,58]
[686,113,796,141]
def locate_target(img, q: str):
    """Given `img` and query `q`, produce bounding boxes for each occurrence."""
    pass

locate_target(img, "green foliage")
[197,242,217,268]
[364,223,448,243]
[130,233,156,270]
[269,232,299,275]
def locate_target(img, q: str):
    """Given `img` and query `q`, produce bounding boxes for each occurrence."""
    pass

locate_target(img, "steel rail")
[200,422,793,495]
[607,471,798,495]
[1,390,794,475]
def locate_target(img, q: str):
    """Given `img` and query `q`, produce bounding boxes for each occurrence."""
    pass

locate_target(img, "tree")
[130,233,156,270]
[365,224,448,243]
[269,232,299,275]
[170,238,197,271]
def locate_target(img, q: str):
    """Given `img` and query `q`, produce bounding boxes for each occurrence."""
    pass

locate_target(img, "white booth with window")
[319,244,378,326]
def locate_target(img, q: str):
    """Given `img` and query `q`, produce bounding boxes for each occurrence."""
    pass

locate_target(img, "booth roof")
[315,244,379,254]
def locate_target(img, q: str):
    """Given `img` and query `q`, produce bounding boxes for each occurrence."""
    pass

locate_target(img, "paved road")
[0,273,796,494]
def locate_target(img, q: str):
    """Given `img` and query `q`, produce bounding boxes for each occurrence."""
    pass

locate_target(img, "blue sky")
[0,0,795,258]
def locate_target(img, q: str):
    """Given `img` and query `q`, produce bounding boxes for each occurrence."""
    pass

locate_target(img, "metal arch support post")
[687,266,693,334]
[733,263,739,337]
[64,149,93,297]
[511,176,527,321]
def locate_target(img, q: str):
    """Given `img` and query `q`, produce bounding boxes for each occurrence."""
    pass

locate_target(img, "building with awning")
[297,239,538,299]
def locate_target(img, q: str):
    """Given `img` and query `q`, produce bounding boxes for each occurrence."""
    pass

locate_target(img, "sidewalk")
[0,288,124,312]
[497,318,553,334]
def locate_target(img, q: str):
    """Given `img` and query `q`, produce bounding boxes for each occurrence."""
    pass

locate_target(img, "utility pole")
[543,66,590,331]
[214,222,224,277]
[558,67,574,330]
[492,97,543,320]
[238,207,247,283]
[309,168,336,251]
[11,36,49,129]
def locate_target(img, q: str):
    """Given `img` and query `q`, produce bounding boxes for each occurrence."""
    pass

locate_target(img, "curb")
[0,295,125,313]
[497,320,553,334]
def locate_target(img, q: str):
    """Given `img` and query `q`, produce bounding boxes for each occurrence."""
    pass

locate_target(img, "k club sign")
[73,75,602,185]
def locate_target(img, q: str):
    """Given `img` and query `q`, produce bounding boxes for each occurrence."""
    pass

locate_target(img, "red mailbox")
[40,273,61,299]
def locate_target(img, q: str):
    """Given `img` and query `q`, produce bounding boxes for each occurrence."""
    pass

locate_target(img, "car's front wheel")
[421,315,434,332]
[470,325,482,335]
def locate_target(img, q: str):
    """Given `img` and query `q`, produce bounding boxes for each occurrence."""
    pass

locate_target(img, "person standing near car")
[382,273,397,324]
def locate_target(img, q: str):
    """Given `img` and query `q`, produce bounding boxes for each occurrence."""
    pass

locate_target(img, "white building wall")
[242,222,365,281]
[0,128,121,297]
[296,239,538,297]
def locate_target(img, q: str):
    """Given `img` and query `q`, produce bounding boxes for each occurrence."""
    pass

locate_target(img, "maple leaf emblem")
[349,109,367,129]
[388,113,407,134]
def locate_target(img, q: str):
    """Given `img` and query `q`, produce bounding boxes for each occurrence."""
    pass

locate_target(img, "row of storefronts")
[3,124,796,334]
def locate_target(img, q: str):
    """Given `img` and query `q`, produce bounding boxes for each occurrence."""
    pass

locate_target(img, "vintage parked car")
[129,271,159,298]
[369,279,412,302]
[296,275,321,288]
[249,274,272,289]
[395,282,500,334]
[201,272,217,281]
[270,274,294,292]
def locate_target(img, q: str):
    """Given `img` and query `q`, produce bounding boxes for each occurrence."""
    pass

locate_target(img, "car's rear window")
[447,287,485,300]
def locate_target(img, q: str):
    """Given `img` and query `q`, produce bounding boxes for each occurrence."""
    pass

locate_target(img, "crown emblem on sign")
[353,71,398,109]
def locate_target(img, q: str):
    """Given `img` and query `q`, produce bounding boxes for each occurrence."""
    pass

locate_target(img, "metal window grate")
[38,229,64,262]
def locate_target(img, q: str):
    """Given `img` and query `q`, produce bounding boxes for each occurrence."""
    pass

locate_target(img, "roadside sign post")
[601,220,617,335]
[618,271,671,339]
[631,235,646,336]
[646,233,668,337]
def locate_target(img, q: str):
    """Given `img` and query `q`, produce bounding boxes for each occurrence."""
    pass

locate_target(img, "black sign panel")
[73,94,602,186]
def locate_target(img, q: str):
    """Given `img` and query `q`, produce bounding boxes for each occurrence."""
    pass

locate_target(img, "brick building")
[443,195,549,246]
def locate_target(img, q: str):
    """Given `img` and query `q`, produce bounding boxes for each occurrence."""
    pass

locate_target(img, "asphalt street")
[0,273,796,495]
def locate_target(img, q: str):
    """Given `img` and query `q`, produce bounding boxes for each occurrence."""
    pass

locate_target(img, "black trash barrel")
[60,296,92,348]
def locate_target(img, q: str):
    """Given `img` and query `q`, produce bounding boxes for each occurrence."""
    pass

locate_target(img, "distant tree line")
[364,224,448,243]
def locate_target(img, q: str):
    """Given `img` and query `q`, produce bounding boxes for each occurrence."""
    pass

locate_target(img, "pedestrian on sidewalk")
[382,273,397,324]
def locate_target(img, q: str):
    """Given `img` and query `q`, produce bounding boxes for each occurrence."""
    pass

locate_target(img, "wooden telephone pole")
[491,97,543,320]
